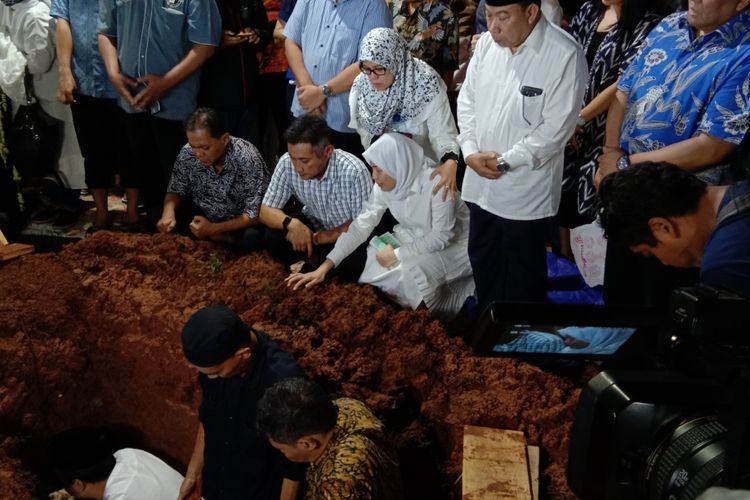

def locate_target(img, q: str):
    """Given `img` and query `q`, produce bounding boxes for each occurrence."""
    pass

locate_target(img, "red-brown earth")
[0,232,589,499]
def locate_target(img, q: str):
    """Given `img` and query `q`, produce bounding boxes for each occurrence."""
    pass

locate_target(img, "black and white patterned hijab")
[354,27,442,137]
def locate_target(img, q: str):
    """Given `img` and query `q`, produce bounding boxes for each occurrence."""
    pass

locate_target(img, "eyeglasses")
[359,63,388,76]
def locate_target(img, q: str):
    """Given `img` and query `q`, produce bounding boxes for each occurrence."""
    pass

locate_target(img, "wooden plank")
[462,425,532,500]
[527,446,540,500]
[0,243,34,261]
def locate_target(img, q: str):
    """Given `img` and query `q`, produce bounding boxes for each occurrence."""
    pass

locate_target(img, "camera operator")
[598,162,750,297]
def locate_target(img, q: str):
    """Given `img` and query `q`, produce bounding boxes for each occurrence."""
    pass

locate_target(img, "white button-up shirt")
[457,17,587,220]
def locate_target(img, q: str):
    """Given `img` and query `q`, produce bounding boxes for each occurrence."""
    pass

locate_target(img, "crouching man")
[48,427,185,499]
[157,108,269,253]
[179,305,305,500]
[598,162,750,297]
[258,378,403,499]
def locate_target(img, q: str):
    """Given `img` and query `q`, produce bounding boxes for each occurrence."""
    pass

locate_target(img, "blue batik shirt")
[98,0,221,121]
[50,0,117,99]
[618,11,750,185]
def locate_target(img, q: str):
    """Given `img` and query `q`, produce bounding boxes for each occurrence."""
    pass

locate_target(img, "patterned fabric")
[260,0,288,75]
[389,0,458,75]
[262,149,372,231]
[354,27,442,138]
[561,1,660,222]
[167,137,269,221]
[305,398,403,500]
[97,0,222,121]
[618,11,750,185]
[50,0,117,99]
[283,0,392,133]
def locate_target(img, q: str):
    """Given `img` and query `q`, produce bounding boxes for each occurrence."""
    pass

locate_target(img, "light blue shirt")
[98,0,221,121]
[50,0,116,99]
[284,0,391,133]
[619,11,750,184]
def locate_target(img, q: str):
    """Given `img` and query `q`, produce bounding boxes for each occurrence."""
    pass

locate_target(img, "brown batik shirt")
[305,398,403,500]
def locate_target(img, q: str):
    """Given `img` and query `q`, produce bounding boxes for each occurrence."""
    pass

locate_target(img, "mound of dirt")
[0,232,587,498]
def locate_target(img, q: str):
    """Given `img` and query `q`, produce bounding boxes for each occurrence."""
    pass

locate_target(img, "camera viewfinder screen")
[491,325,638,355]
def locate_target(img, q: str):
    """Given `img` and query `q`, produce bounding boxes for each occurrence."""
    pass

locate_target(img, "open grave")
[0,232,589,499]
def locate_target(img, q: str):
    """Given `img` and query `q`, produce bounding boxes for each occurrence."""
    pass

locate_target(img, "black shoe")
[52,209,80,229]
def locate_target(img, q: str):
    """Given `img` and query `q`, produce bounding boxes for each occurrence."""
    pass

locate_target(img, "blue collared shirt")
[50,0,116,99]
[98,0,221,121]
[619,11,750,183]
[284,0,391,133]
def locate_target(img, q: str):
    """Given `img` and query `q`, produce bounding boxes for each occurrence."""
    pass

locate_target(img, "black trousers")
[261,212,368,283]
[258,72,292,157]
[173,200,264,254]
[467,202,551,309]
[122,113,186,220]
[70,94,127,189]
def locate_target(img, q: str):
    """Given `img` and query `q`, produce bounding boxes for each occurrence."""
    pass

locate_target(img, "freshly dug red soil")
[0,232,586,498]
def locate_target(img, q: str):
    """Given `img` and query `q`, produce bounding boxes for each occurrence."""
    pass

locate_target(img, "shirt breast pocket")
[518,86,544,129]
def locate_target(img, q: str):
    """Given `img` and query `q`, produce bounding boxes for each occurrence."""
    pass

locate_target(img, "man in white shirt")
[48,427,186,500]
[457,0,586,308]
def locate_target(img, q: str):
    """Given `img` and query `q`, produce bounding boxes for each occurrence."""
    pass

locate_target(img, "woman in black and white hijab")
[349,27,460,199]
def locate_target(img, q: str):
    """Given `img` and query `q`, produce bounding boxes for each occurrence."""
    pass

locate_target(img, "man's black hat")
[181,305,250,368]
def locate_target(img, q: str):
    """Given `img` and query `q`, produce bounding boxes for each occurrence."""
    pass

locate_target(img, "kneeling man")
[157,108,269,253]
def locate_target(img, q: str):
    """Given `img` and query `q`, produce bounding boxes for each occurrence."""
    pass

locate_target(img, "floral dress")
[389,0,458,75]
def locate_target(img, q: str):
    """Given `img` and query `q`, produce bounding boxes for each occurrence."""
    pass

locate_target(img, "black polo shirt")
[199,330,305,499]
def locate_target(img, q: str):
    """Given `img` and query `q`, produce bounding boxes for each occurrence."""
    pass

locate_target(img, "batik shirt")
[167,137,269,222]
[306,398,403,500]
[618,11,750,184]
[389,0,458,75]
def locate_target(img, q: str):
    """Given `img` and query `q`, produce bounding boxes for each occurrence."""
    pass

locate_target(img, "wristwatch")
[321,83,334,98]
[616,155,631,170]
[496,157,511,174]
[577,113,586,127]
[282,215,294,230]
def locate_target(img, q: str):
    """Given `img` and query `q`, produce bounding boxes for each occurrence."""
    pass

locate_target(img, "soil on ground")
[0,232,590,499]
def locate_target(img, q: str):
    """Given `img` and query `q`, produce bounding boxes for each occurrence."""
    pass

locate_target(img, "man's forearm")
[210,214,257,235]
[630,133,737,171]
[161,43,216,90]
[259,205,288,229]
[279,479,300,500]
[603,89,628,149]
[98,34,121,77]
[326,62,359,96]
[162,193,182,217]
[186,423,206,478]
[55,19,74,72]
[285,39,313,86]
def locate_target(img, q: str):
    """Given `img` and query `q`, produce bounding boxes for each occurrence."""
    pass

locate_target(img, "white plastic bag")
[0,32,28,103]
[570,220,608,288]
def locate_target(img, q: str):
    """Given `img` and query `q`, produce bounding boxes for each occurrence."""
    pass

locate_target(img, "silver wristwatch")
[616,155,631,170]
[496,157,511,174]
[321,83,334,98]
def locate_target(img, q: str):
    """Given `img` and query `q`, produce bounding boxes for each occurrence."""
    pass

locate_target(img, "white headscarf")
[353,28,442,137]
[362,133,434,201]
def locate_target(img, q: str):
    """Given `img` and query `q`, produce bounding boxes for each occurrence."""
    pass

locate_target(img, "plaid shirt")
[168,137,269,222]
[263,149,372,231]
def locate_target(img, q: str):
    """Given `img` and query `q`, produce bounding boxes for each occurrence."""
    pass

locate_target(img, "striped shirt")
[284,0,391,133]
[263,150,372,231]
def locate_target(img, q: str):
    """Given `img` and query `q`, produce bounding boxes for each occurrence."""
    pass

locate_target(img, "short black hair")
[283,115,331,149]
[184,107,228,138]
[598,162,707,247]
[47,427,117,487]
[257,378,339,444]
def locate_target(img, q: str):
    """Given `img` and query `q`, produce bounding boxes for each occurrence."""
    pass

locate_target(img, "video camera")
[566,285,750,499]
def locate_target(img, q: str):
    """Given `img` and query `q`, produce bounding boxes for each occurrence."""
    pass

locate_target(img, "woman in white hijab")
[287,133,474,319]
[350,27,460,199]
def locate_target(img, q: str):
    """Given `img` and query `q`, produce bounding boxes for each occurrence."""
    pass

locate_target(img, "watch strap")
[282,215,293,230]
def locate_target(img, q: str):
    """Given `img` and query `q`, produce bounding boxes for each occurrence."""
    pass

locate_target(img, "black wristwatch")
[616,155,631,170]
[496,158,511,174]
[321,83,334,98]
[282,215,294,230]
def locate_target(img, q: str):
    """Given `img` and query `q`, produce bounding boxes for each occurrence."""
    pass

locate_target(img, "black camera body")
[567,286,750,500]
